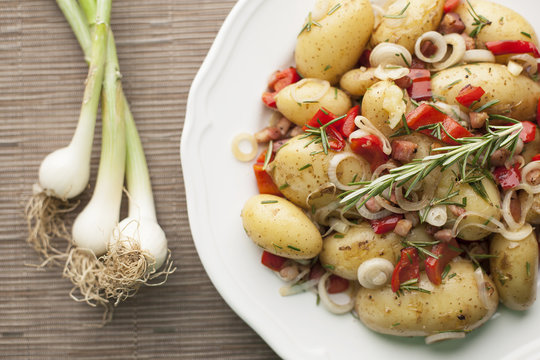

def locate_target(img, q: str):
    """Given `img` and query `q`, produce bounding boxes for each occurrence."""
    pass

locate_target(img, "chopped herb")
[448,273,457,280]
[298,163,312,171]
[474,99,500,112]
[521,31,532,39]
[383,2,410,19]
[432,94,447,102]
[441,264,451,280]
[526,261,531,277]
[262,140,273,170]
[403,240,439,259]
[466,0,491,38]
[279,183,290,190]
[445,79,462,89]
[389,115,412,138]
[399,279,431,294]
[399,53,410,67]
[261,200,278,204]
[333,234,345,239]
[316,293,321,305]
[324,264,336,270]
[465,67,472,75]
[298,12,322,36]
[302,100,319,104]
[334,87,338,99]
[392,322,401,327]
[300,114,346,155]
[311,204,316,214]
[287,245,301,251]
[272,243,283,251]
[482,216,494,226]
[327,3,342,15]
[324,64,332,71]
[471,253,498,259]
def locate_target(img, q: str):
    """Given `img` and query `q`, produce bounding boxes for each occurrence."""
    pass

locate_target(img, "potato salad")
[235,0,540,344]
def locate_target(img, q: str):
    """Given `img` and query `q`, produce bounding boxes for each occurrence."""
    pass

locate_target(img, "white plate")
[181,1,540,359]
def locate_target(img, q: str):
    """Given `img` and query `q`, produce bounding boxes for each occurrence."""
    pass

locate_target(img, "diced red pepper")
[406,103,473,145]
[485,40,540,58]
[253,163,282,195]
[325,126,346,151]
[304,108,346,151]
[424,238,462,285]
[455,85,485,107]
[532,154,540,162]
[261,251,288,271]
[262,67,301,108]
[340,105,360,138]
[391,247,421,293]
[350,134,389,171]
[326,275,350,294]
[493,164,522,190]
[369,214,404,234]
[304,108,337,130]
[520,121,537,143]
[444,0,461,13]
[407,71,432,101]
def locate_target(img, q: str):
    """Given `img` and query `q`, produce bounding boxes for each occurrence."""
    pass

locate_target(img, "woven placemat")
[0,1,277,358]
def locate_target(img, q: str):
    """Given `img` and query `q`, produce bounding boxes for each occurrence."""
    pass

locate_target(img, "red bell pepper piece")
[532,154,540,162]
[304,108,346,151]
[325,126,346,152]
[444,0,461,13]
[493,164,522,190]
[253,163,282,195]
[262,67,301,108]
[350,134,389,171]
[305,108,337,129]
[369,214,404,234]
[406,69,432,101]
[520,121,537,143]
[391,247,421,293]
[406,103,473,145]
[424,238,462,285]
[455,85,485,107]
[485,40,540,58]
[340,105,360,138]
[261,251,288,271]
[326,275,350,294]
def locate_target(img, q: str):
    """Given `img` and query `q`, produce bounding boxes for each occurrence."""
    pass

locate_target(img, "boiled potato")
[319,223,402,280]
[490,232,538,310]
[431,64,540,121]
[436,172,501,241]
[371,0,445,53]
[268,135,370,209]
[355,259,499,336]
[295,0,374,84]
[361,80,410,137]
[275,79,351,126]
[456,0,538,48]
[340,67,379,97]
[241,194,322,259]
[522,192,540,224]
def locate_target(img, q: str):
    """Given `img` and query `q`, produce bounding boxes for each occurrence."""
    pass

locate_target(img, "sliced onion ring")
[370,42,412,68]
[452,210,533,241]
[327,153,367,191]
[374,65,410,81]
[425,331,466,345]
[351,116,392,155]
[231,133,258,162]
[291,78,331,104]
[507,60,524,76]
[318,272,355,314]
[511,54,538,76]
[395,185,432,211]
[431,33,466,71]
[415,31,447,63]
[462,49,495,63]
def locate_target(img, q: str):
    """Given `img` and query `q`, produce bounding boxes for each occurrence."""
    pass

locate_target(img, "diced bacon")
[438,12,466,35]
[288,125,304,137]
[394,219,413,237]
[276,117,292,136]
[490,148,511,167]
[510,192,522,223]
[420,40,438,59]
[448,204,466,217]
[462,33,476,50]
[394,76,413,89]
[411,57,427,69]
[272,138,290,153]
[433,229,454,242]
[470,112,488,129]
[365,196,383,213]
[254,127,282,143]
[391,140,418,163]
[404,212,420,227]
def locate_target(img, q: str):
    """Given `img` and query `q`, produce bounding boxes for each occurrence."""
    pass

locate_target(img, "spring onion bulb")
[24,0,109,260]
[414,31,447,63]
[431,34,466,71]
[357,258,394,289]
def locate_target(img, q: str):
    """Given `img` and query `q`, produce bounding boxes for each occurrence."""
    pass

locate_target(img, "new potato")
[268,136,370,209]
[275,80,351,126]
[371,0,445,53]
[431,64,540,121]
[319,223,402,280]
[490,232,539,310]
[355,259,499,336]
[295,0,374,84]
[241,194,322,259]
[339,67,379,97]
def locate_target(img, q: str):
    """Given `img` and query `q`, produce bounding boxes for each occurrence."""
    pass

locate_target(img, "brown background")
[0,1,278,358]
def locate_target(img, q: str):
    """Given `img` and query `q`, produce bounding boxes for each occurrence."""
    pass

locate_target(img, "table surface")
[1,1,278,358]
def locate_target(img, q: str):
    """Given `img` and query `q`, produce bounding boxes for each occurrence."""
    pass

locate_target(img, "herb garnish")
[327,3,342,15]
[287,245,301,251]
[521,31,532,39]
[402,240,440,259]
[298,163,312,171]
[298,12,322,36]
[300,114,346,155]
[383,2,410,19]
[279,183,290,190]
[262,140,273,170]
[474,99,500,113]
[398,278,431,294]
[526,261,531,277]
[261,200,278,204]
[466,0,491,38]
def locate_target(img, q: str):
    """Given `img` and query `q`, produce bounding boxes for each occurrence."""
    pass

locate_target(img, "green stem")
[56,0,91,63]
[61,0,157,221]
[78,0,97,25]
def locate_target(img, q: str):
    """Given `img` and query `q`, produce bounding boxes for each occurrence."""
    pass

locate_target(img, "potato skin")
[319,223,402,280]
[275,80,351,126]
[523,192,540,224]
[436,174,501,241]
[340,67,379,97]
[295,0,374,84]
[268,136,370,209]
[490,232,538,310]
[431,64,540,121]
[371,0,445,53]
[241,194,322,259]
[355,259,499,336]
[456,0,538,47]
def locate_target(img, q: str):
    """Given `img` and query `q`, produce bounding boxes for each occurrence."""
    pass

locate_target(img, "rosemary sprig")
[298,12,322,36]
[383,2,410,19]
[466,0,491,38]
[398,278,431,295]
[340,120,523,211]
[300,114,346,155]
